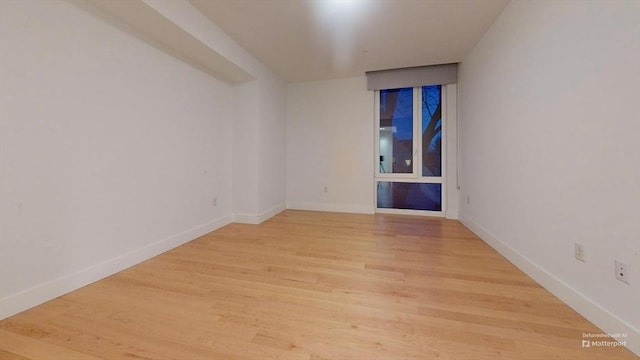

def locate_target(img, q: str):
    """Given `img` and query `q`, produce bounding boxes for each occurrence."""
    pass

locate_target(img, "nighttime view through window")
[377,85,442,211]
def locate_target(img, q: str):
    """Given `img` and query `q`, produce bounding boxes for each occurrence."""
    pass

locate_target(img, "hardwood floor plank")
[0,329,104,360]
[0,210,635,359]
[0,349,30,360]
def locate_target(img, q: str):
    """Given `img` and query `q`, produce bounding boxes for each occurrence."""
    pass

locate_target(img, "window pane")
[421,85,442,176]
[377,181,441,211]
[379,88,413,174]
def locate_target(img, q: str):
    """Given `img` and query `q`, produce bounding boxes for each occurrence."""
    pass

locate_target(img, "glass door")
[375,85,445,215]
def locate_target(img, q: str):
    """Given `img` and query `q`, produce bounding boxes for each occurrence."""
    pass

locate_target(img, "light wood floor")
[0,210,636,359]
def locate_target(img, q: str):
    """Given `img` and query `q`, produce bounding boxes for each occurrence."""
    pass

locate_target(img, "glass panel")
[379,88,413,174]
[377,181,442,211]
[421,85,442,177]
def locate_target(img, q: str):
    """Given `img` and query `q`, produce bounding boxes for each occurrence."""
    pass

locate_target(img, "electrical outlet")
[575,243,585,262]
[323,186,328,193]
[615,260,629,284]
[466,195,470,205]
[212,197,217,207]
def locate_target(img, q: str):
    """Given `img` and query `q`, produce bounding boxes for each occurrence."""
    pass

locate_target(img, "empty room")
[0,0,638,359]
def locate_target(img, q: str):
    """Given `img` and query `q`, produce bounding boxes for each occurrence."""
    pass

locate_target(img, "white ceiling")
[190,0,510,83]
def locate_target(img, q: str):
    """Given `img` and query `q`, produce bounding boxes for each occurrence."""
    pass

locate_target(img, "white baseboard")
[233,203,285,224]
[0,215,232,320]
[459,212,640,357]
[287,201,374,215]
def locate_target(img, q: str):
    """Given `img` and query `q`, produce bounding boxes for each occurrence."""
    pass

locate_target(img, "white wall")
[138,0,288,224]
[286,77,374,214]
[286,77,459,217]
[458,0,640,354]
[232,81,260,217]
[257,76,287,217]
[233,75,287,224]
[445,84,459,219]
[0,0,234,318]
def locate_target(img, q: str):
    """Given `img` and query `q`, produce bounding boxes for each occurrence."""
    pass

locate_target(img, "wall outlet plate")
[615,260,629,284]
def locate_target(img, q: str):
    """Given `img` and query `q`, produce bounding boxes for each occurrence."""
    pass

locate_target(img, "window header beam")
[366,63,458,91]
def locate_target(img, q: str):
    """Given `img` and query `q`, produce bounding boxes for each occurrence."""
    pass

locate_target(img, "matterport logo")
[582,332,627,348]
